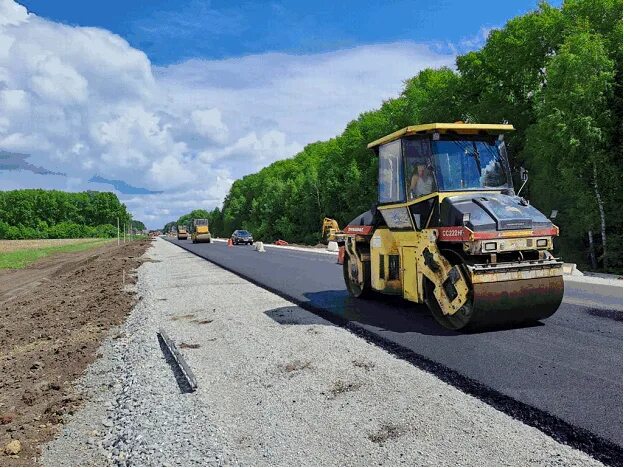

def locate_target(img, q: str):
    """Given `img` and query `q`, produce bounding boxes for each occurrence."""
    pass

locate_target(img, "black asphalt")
[167,238,623,462]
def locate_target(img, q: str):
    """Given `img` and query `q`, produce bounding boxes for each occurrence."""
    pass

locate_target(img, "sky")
[0,0,555,229]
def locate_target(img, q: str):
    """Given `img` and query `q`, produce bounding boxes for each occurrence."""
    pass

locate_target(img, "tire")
[343,253,371,298]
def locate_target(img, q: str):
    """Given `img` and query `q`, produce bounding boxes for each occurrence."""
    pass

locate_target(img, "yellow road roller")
[191,218,211,243]
[177,225,188,240]
[342,123,564,330]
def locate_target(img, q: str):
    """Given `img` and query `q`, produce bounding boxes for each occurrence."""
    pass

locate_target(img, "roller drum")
[469,275,564,329]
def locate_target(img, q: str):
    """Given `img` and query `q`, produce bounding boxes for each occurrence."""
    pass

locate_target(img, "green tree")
[527,29,620,269]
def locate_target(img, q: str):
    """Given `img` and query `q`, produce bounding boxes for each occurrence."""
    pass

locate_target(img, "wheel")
[424,278,473,330]
[342,253,371,298]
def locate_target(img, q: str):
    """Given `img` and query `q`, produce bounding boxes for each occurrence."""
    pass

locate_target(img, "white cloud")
[0,0,26,26]
[458,26,498,52]
[190,108,228,143]
[0,0,455,228]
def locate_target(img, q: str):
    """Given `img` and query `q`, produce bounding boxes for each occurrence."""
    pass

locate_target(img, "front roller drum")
[427,276,564,330]
[471,275,564,328]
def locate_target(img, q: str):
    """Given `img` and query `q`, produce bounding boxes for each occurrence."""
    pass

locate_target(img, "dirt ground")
[0,239,151,466]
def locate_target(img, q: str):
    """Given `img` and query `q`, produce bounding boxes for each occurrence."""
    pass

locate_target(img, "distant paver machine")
[341,122,564,330]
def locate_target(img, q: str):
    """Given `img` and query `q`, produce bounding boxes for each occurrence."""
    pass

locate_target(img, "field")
[0,239,115,269]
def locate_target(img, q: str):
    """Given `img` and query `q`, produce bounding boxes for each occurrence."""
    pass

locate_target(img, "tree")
[527,29,619,269]
[0,189,132,239]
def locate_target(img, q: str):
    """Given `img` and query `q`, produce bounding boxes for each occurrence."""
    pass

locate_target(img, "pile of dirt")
[0,240,151,466]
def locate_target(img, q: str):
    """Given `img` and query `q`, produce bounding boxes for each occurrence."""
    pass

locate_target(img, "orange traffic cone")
[337,246,345,265]
[227,238,233,248]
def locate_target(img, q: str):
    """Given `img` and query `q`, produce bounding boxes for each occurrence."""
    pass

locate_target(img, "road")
[167,238,622,463]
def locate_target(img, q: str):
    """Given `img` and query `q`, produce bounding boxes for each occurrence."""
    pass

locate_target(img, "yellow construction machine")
[191,218,211,243]
[177,225,188,240]
[321,217,342,244]
[342,123,564,330]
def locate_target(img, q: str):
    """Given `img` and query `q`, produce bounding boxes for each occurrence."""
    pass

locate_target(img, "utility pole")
[123,223,126,244]
[117,217,120,246]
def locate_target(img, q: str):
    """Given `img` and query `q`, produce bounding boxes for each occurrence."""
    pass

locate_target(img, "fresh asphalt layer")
[167,238,622,464]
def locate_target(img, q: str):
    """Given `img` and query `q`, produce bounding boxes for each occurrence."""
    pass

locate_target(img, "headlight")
[536,238,548,248]
[484,242,497,252]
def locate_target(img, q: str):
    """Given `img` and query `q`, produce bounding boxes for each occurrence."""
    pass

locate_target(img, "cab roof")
[367,123,515,149]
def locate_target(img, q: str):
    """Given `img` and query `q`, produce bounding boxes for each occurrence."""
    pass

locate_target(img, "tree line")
[0,189,135,239]
[167,0,622,272]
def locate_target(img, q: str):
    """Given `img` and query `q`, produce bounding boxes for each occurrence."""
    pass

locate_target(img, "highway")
[167,238,622,464]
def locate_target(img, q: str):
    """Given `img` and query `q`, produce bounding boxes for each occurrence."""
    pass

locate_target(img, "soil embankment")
[0,240,151,466]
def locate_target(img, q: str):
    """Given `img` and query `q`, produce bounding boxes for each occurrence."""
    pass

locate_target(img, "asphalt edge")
[163,237,623,466]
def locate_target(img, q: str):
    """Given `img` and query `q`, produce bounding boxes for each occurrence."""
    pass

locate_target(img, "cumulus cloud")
[0,0,455,228]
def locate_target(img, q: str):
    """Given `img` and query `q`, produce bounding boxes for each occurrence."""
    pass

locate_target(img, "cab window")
[378,140,405,204]
[403,138,436,200]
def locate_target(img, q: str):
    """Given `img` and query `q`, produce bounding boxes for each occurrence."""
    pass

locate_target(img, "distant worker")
[409,164,434,198]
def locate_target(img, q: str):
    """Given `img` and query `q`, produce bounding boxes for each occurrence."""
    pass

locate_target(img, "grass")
[0,238,114,269]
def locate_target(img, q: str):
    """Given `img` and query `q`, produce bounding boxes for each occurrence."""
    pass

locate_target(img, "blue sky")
[19,0,555,64]
[1,0,558,228]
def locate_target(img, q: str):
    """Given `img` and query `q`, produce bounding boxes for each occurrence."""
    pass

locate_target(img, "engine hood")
[439,193,553,232]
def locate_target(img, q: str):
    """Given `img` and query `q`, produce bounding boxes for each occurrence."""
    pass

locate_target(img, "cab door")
[401,247,420,303]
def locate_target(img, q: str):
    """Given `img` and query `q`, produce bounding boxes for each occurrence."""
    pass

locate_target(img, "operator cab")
[368,123,515,231]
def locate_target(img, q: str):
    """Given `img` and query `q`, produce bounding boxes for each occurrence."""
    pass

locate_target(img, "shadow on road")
[263,289,545,337]
[262,290,456,336]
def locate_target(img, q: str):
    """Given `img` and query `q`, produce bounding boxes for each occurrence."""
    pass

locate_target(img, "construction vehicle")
[191,219,211,243]
[321,217,344,244]
[342,123,564,330]
[177,225,188,240]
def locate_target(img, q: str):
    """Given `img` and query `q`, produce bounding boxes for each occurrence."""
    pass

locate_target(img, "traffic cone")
[337,246,345,265]
[227,238,233,248]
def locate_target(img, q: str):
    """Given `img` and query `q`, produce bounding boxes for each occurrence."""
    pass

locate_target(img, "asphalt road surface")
[167,238,622,462]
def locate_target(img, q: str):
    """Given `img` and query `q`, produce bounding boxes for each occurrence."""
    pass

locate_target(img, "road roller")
[191,218,212,243]
[342,123,564,330]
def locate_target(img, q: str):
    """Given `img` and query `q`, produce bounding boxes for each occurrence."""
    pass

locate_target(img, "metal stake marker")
[157,329,198,392]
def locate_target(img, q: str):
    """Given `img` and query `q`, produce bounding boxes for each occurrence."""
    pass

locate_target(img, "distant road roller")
[191,218,211,243]
[342,123,564,330]
[177,225,188,241]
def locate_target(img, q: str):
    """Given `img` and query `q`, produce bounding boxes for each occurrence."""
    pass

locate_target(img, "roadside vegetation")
[0,238,113,269]
[0,189,143,240]
[167,0,622,273]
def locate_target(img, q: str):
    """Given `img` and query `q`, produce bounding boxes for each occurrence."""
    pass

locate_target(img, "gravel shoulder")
[42,238,601,466]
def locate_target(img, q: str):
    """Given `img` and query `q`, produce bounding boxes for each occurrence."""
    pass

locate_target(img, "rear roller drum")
[343,254,371,298]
